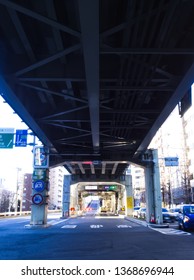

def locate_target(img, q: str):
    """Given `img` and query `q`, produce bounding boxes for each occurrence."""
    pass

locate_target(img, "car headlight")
[183,215,190,223]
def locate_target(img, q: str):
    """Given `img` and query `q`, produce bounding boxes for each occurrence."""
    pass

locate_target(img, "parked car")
[169,207,181,221]
[132,206,140,218]
[178,204,194,231]
[162,208,173,223]
[137,207,146,220]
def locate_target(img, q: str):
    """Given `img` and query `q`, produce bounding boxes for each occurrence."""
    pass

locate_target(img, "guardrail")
[0,209,61,218]
[0,211,31,217]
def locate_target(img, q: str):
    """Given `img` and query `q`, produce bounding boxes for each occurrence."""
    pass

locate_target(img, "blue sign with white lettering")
[164,157,179,166]
[15,129,28,147]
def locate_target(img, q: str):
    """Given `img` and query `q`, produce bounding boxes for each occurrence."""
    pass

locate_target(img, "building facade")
[149,86,194,206]
[22,173,32,211]
[48,166,66,210]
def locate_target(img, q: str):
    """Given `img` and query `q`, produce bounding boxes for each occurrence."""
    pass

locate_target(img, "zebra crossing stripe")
[117,225,132,228]
[168,229,191,235]
[90,225,103,228]
[61,225,77,228]
[49,220,68,225]
[151,227,191,235]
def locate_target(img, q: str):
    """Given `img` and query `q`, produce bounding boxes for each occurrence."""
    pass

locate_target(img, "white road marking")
[150,227,191,235]
[117,225,132,228]
[49,219,68,225]
[95,215,124,219]
[90,225,103,228]
[61,225,77,228]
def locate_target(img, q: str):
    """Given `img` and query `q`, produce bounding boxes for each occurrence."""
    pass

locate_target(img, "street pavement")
[0,213,194,260]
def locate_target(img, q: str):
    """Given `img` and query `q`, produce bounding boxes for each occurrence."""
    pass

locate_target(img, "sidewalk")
[125,216,169,228]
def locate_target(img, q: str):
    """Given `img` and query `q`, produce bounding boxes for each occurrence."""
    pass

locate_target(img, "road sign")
[32,169,49,181]
[32,193,44,205]
[164,157,179,166]
[15,129,27,147]
[0,128,14,149]
[33,146,49,168]
[33,180,45,192]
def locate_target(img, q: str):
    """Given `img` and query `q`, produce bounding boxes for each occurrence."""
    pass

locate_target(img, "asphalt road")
[0,213,194,260]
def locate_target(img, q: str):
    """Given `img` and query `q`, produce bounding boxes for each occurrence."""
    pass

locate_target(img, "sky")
[0,95,70,191]
[0,95,41,190]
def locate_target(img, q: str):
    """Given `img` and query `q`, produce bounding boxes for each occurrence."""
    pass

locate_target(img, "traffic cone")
[150,213,155,223]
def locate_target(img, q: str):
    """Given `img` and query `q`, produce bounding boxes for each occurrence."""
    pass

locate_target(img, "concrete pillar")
[62,175,71,218]
[125,174,134,216]
[30,146,49,227]
[144,149,163,224]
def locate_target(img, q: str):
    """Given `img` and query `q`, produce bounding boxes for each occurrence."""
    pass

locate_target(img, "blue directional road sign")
[15,129,28,147]
[164,157,179,166]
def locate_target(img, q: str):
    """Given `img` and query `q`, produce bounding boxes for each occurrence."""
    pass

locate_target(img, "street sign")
[32,193,44,205]
[0,128,14,149]
[32,169,49,181]
[164,157,179,166]
[33,180,45,192]
[15,129,28,147]
[33,146,49,168]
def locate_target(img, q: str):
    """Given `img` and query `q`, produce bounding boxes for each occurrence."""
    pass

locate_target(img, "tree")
[181,171,192,204]
[0,189,15,212]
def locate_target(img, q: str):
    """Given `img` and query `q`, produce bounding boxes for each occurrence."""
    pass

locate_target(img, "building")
[181,86,194,202]
[149,86,194,206]
[126,165,145,207]
[22,173,32,211]
[48,166,66,210]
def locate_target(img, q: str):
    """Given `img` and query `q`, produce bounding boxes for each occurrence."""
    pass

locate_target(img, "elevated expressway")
[0,0,194,225]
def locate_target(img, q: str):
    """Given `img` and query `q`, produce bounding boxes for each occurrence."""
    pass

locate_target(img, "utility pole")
[15,167,21,213]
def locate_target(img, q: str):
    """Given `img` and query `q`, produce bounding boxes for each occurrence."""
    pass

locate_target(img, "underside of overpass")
[0,1,194,180]
[76,182,125,215]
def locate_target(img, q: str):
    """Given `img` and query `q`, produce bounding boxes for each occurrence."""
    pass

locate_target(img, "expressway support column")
[144,149,163,224]
[30,146,50,227]
[125,174,133,216]
[120,174,133,216]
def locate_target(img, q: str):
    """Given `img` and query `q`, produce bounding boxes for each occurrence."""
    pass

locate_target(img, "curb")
[124,216,169,228]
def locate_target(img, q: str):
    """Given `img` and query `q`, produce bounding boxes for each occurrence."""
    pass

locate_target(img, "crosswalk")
[48,220,133,229]
[48,219,191,235]
[150,226,191,235]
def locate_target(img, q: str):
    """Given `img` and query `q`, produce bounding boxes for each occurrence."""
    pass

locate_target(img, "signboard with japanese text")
[0,128,14,149]
[164,157,179,166]
[15,129,28,147]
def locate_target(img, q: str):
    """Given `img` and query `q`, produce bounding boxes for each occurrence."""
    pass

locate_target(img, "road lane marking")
[90,225,103,228]
[49,219,68,225]
[61,225,77,228]
[95,215,124,219]
[117,225,132,228]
